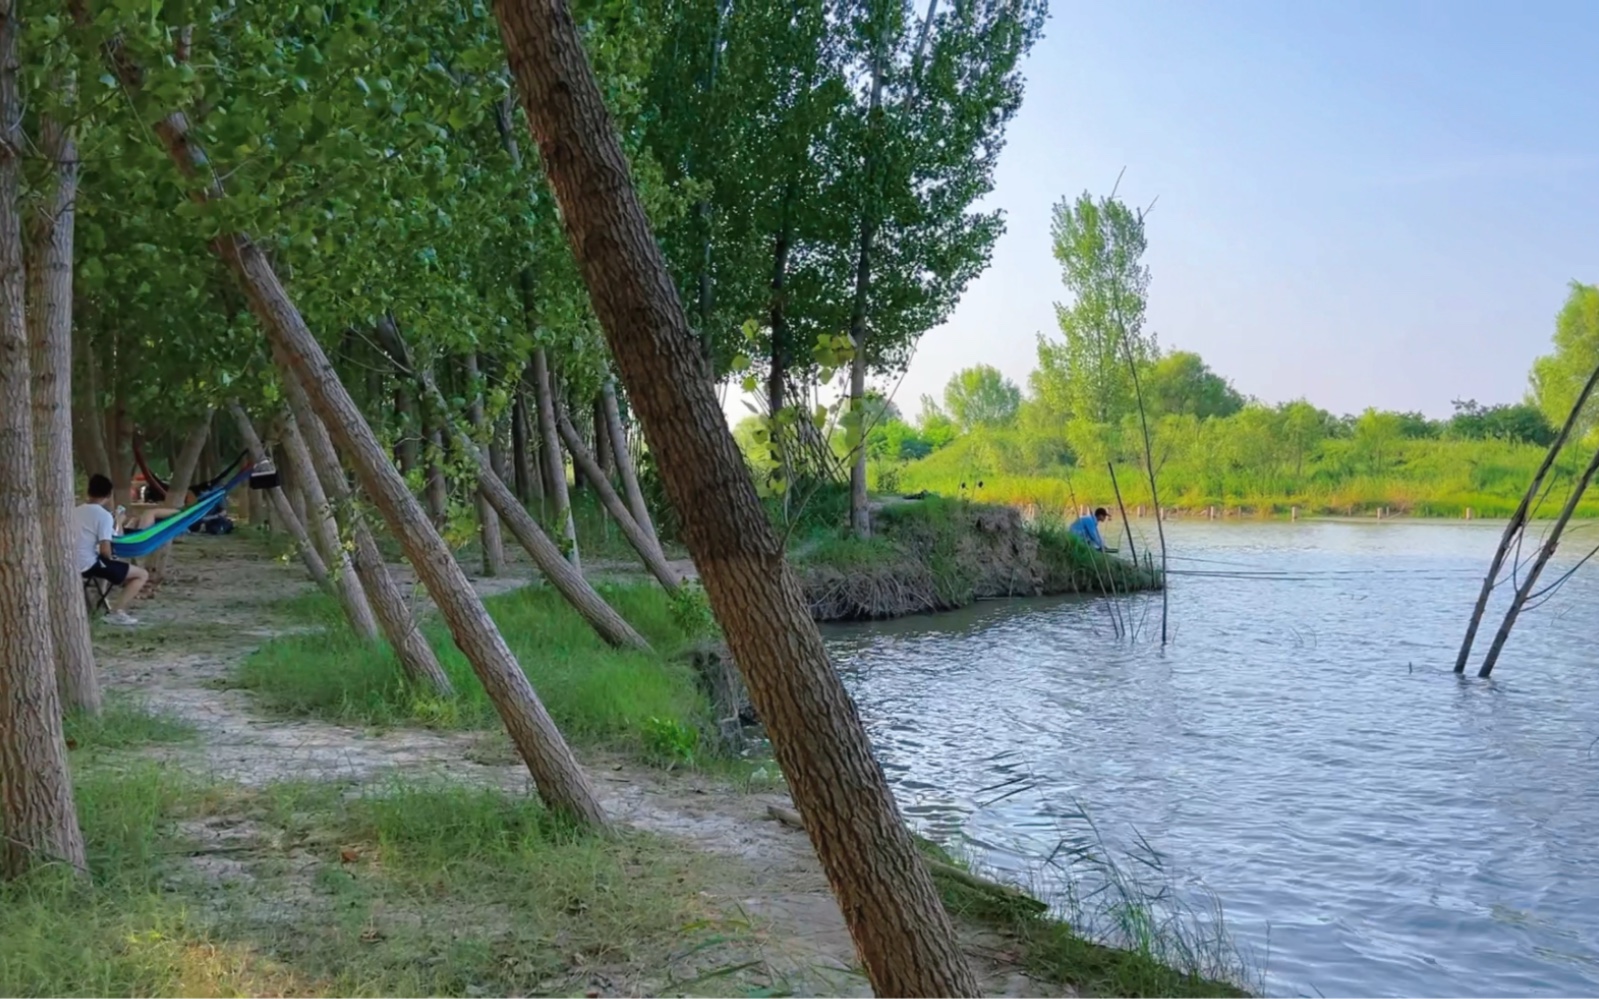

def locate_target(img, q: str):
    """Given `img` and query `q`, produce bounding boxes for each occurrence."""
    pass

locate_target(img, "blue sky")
[894,0,1599,420]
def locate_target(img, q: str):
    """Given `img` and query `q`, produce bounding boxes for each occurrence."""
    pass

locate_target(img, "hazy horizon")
[726,0,1599,425]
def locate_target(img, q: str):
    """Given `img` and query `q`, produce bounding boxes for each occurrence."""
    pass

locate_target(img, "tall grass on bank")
[239,583,710,750]
[893,432,1599,519]
[923,803,1256,998]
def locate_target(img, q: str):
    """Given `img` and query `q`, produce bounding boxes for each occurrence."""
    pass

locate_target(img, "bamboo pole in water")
[1476,439,1599,678]
[1455,359,1599,673]
[1106,461,1137,563]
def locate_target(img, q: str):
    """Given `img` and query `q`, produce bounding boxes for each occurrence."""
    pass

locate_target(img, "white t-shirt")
[74,503,115,573]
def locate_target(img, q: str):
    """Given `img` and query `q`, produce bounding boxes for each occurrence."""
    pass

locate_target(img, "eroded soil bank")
[794,498,1162,622]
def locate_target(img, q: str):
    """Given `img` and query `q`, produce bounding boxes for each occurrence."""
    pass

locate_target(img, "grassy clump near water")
[238,583,714,759]
[917,834,1253,998]
[790,491,1159,620]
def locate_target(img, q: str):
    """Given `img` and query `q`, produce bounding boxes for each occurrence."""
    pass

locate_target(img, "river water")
[823,521,1599,998]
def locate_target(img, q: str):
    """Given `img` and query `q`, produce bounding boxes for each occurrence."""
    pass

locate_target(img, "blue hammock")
[111,466,251,560]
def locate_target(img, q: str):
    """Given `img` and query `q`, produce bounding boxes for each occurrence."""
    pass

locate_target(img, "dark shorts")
[84,555,131,586]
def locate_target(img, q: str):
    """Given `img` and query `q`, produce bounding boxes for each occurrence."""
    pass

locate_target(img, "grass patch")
[65,696,196,752]
[1,765,755,997]
[237,583,713,756]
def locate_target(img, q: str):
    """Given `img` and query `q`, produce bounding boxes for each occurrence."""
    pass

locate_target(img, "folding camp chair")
[82,572,112,617]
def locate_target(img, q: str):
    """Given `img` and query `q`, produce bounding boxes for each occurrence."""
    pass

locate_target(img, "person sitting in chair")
[76,474,150,626]
[1069,506,1114,553]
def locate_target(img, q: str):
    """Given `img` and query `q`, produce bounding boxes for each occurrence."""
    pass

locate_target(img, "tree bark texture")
[466,353,505,576]
[274,364,456,697]
[25,104,99,716]
[0,1,86,877]
[276,406,382,641]
[602,377,659,552]
[531,348,579,569]
[228,403,332,589]
[557,409,682,592]
[492,2,978,992]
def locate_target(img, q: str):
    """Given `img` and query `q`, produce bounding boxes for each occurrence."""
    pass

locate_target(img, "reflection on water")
[824,520,1599,998]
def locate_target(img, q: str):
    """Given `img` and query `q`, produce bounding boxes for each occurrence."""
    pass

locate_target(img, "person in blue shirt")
[1069,507,1113,552]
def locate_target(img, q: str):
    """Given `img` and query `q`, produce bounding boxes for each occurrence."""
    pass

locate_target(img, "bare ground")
[94,535,1060,997]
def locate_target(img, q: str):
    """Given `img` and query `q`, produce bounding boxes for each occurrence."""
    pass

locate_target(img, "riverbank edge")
[791,496,1162,623]
[223,549,1242,996]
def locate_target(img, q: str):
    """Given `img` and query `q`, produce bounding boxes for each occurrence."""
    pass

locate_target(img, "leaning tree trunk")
[228,403,333,591]
[25,101,99,715]
[1477,440,1599,678]
[1456,358,1599,672]
[466,353,505,576]
[82,21,611,822]
[390,358,649,650]
[275,366,456,697]
[558,410,682,592]
[601,376,659,553]
[531,349,579,569]
[276,406,382,642]
[0,2,86,877]
[492,1,978,993]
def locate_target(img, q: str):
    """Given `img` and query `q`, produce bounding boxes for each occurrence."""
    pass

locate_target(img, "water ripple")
[826,521,1599,998]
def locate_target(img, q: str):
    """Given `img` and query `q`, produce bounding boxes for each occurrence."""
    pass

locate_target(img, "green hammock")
[110,467,250,559]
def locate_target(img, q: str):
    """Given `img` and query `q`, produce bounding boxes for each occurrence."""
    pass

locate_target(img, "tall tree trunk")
[493,3,978,992]
[466,353,505,577]
[592,394,613,480]
[1456,359,1599,672]
[512,385,535,505]
[766,193,793,419]
[423,418,449,526]
[531,349,578,569]
[79,328,112,477]
[26,101,99,716]
[558,410,681,592]
[1477,440,1599,678]
[844,48,885,542]
[275,368,455,697]
[601,377,658,552]
[395,383,419,476]
[229,403,332,590]
[0,2,86,877]
[277,408,382,642]
[109,381,131,501]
